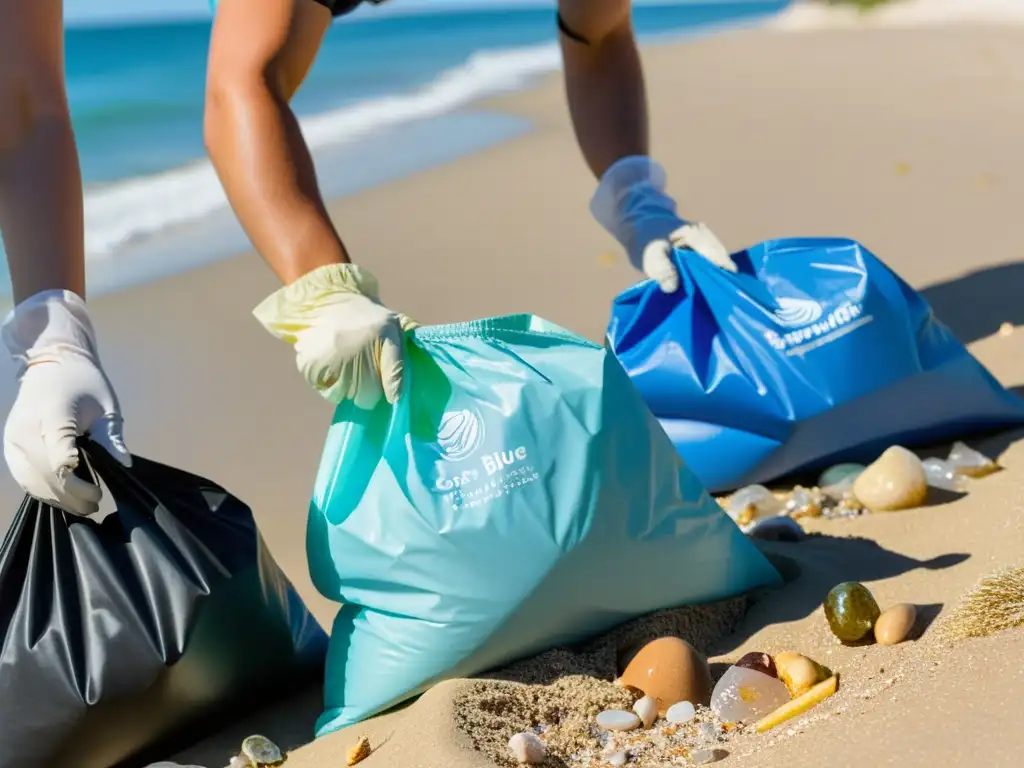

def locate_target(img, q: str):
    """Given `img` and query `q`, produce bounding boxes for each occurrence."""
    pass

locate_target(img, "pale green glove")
[253,264,418,408]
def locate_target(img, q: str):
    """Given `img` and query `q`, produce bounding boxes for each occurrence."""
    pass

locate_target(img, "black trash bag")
[0,439,328,768]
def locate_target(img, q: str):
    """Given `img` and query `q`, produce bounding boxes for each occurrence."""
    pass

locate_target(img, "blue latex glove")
[590,155,736,293]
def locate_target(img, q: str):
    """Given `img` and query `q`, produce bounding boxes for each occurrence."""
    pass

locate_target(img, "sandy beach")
[3,4,1023,766]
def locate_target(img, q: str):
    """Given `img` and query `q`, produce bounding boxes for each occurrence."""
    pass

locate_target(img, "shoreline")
[55,0,1024,308]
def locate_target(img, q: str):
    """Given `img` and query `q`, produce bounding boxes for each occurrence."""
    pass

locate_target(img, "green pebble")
[818,463,866,488]
[824,581,881,643]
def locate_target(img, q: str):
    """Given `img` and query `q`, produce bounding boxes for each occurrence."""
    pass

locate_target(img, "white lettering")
[482,446,529,476]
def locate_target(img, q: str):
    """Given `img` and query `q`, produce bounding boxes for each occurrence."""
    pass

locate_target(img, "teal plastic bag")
[309,315,781,735]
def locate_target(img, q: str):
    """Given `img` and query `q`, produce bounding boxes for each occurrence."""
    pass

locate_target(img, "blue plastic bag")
[307,314,781,735]
[607,237,1024,493]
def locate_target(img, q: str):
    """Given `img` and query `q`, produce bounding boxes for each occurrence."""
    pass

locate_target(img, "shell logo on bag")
[436,408,485,462]
[773,296,824,327]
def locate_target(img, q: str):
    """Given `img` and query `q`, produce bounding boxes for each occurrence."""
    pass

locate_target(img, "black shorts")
[314,0,386,18]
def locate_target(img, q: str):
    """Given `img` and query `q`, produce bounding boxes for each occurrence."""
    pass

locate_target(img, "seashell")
[773,651,830,697]
[947,441,999,478]
[922,458,966,492]
[665,700,696,724]
[824,581,881,643]
[734,651,777,678]
[241,735,282,766]
[852,446,927,512]
[619,636,712,713]
[606,750,628,766]
[437,409,484,460]
[508,732,547,764]
[596,710,641,731]
[346,735,372,766]
[632,696,658,728]
[710,665,790,723]
[747,516,805,542]
[874,603,917,645]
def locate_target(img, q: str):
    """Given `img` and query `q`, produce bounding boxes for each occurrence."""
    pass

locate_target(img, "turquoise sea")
[1,2,791,296]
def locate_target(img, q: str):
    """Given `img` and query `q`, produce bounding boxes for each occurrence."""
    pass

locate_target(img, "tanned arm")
[556,0,647,179]
[0,0,86,302]
[204,0,348,285]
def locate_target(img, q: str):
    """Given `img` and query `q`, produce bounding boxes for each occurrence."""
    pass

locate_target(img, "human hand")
[253,264,418,409]
[2,291,131,516]
[590,155,736,293]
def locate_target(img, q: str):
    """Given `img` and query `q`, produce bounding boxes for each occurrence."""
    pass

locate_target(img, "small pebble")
[690,747,727,764]
[632,696,658,728]
[999,321,1014,337]
[824,581,881,643]
[947,441,999,478]
[596,710,641,732]
[726,485,782,526]
[853,446,927,512]
[698,722,720,743]
[818,463,866,489]
[922,458,966,492]
[735,651,777,678]
[606,749,628,766]
[785,485,822,519]
[710,665,790,722]
[665,700,696,724]
[747,516,805,542]
[240,735,282,766]
[508,732,547,764]
[874,603,917,645]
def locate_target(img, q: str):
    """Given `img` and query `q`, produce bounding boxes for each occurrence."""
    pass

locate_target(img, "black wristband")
[557,11,591,45]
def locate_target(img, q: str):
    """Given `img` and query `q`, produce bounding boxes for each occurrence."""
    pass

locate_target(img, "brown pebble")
[874,603,917,645]
[735,651,777,679]
[619,637,712,713]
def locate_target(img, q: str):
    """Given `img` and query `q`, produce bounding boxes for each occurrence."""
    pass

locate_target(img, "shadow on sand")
[710,534,967,657]
[921,262,1024,346]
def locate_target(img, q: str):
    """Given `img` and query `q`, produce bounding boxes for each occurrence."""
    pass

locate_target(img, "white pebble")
[508,731,547,764]
[606,749,628,766]
[665,700,696,724]
[632,695,658,728]
[595,710,641,732]
[690,748,722,765]
[698,722,720,743]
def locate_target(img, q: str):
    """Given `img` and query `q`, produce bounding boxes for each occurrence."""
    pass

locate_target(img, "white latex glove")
[2,290,131,516]
[590,155,736,293]
[252,263,418,409]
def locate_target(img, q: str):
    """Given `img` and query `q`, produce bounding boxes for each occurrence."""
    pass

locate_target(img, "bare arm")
[204,0,349,286]
[0,0,86,303]
[557,0,647,179]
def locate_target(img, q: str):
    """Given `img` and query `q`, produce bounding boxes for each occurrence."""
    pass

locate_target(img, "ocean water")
[0,2,790,297]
